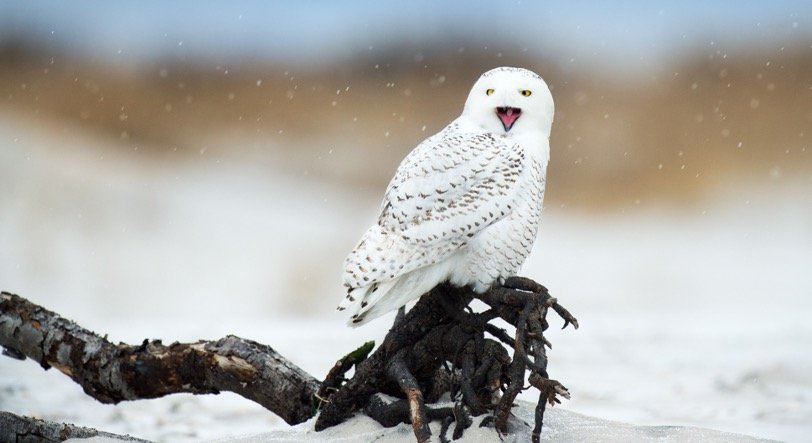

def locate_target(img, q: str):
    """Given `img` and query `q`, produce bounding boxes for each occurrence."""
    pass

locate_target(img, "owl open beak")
[496,107,522,132]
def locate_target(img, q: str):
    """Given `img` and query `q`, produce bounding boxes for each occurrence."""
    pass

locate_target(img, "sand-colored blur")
[2,42,809,210]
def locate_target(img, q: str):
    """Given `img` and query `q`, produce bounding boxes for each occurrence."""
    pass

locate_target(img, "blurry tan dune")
[1,42,809,211]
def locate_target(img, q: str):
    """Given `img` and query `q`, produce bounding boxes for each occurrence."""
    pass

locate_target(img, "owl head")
[462,67,554,137]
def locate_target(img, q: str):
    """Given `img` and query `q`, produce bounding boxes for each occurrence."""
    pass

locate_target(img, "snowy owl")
[338,67,554,326]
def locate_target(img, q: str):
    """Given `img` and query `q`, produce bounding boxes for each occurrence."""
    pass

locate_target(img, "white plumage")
[338,67,555,326]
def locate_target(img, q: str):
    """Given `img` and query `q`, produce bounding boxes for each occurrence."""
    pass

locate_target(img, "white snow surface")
[64,401,775,443]
[228,402,776,443]
[1,112,811,441]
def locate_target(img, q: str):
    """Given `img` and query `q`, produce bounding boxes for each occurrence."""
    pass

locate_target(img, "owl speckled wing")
[381,130,525,245]
[342,128,525,294]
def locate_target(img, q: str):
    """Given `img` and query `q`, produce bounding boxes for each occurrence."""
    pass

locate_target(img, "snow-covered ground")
[1,112,811,441]
[218,400,776,443]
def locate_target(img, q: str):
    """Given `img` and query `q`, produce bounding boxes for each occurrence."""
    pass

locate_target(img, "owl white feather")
[338,67,554,326]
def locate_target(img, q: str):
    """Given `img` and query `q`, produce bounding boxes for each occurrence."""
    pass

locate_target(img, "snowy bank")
[65,400,774,443]
[224,401,776,442]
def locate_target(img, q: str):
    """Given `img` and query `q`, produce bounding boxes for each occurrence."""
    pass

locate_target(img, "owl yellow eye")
[486,88,494,96]
[521,89,532,97]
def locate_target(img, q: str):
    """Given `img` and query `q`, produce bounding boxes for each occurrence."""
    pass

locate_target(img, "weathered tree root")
[0,291,320,426]
[314,283,474,433]
[387,349,432,442]
[316,277,578,442]
[481,276,576,440]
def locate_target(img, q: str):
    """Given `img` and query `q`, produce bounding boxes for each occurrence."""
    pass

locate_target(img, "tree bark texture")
[0,411,150,442]
[0,291,320,426]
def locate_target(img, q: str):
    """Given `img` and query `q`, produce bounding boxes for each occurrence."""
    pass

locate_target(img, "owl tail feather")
[336,278,398,327]
[340,263,453,327]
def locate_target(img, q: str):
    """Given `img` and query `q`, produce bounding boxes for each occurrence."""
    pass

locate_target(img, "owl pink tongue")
[496,106,522,131]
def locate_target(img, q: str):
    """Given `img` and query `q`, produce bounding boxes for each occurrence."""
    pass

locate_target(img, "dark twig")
[459,347,486,415]
[484,322,515,347]
[315,340,375,410]
[452,402,473,440]
[386,349,431,442]
[531,392,546,443]
[552,302,580,330]
[440,415,455,443]
[364,394,453,428]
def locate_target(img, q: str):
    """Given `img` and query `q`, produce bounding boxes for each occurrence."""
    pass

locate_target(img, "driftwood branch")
[0,411,150,442]
[0,291,320,426]
[2,275,576,442]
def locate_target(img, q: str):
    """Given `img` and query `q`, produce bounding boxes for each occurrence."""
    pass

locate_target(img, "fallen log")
[0,291,320,426]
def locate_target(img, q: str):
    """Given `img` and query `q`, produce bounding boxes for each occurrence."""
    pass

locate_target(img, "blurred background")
[1,1,810,441]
